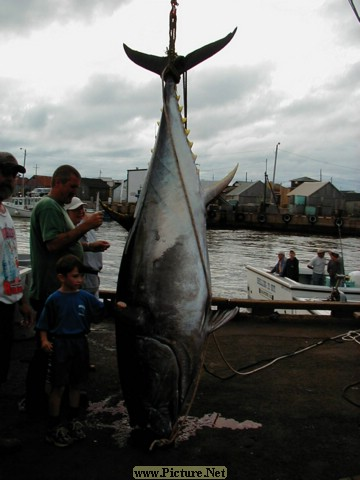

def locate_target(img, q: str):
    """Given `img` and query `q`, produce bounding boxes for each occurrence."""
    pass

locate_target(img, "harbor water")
[13,218,360,298]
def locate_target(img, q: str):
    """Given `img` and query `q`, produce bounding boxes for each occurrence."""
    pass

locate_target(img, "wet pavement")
[1,314,360,480]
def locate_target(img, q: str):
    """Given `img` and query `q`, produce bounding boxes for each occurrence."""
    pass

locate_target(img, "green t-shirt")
[29,197,83,302]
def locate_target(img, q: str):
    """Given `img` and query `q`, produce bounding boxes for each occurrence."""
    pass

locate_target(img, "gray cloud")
[0,0,130,35]
[0,0,359,191]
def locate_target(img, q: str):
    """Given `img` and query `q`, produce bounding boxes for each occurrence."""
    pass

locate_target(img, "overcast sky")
[1,0,359,191]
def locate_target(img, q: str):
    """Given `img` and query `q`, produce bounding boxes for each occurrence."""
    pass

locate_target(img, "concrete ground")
[1,314,360,480]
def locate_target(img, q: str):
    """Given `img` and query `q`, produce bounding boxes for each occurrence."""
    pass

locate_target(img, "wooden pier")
[99,289,360,319]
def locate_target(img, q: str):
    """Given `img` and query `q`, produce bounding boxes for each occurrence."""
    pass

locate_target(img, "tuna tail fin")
[123,28,237,79]
[203,165,238,206]
[182,28,237,72]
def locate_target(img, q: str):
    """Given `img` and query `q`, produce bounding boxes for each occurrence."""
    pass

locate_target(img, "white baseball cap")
[64,197,87,210]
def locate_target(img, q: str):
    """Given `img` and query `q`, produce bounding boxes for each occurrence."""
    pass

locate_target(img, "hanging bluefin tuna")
[112,1,238,447]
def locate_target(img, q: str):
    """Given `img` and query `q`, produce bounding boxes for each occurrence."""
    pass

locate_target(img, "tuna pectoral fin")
[208,307,239,333]
[203,165,238,205]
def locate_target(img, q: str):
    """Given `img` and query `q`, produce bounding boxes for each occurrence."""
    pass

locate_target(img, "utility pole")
[20,147,26,197]
[272,142,280,186]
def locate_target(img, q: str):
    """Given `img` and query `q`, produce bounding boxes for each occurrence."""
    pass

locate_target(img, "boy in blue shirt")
[36,254,126,447]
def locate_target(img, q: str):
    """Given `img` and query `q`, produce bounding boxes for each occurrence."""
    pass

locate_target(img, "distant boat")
[3,196,43,218]
[246,265,360,314]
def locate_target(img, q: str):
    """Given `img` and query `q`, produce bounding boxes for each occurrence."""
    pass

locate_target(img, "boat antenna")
[337,223,346,273]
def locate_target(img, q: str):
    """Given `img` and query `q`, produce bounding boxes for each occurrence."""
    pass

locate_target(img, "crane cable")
[167,1,188,129]
[168,0,178,60]
[348,0,360,22]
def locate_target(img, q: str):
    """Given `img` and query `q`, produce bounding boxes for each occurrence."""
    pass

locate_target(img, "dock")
[99,289,360,318]
[1,310,360,479]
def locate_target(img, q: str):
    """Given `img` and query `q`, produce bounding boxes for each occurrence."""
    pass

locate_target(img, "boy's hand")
[41,339,53,353]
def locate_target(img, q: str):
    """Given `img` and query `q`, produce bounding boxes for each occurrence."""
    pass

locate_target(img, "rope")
[160,74,211,296]
[207,329,360,379]
[149,337,210,450]
[183,70,188,130]
[336,222,346,275]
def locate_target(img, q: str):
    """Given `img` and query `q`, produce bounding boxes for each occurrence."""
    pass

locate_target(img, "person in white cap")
[65,197,110,297]
[270,251,286,276]
[307,248,327,285]
[0,152,32,451]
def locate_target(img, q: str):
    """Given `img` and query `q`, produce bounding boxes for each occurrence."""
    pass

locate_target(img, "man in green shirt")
[29,164,104,313]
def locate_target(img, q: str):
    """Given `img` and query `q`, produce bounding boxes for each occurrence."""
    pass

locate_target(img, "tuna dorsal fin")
[123,28,237,79]
[203,165,238,206]
[208,307,239,333]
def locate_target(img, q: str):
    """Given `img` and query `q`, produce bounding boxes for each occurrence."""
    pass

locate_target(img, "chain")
[168,0,178,60]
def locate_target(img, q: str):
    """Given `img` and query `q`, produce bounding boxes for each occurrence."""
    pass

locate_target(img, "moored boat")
[246,265,360,314]
[3,196,43,218]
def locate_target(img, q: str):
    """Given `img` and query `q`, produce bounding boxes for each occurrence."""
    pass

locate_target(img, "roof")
[225,181,263,196]
[291,176,318,183]
[81,177,109,188]
[26,175,52,187]
[287,181,329,197]
[342,192,360,201]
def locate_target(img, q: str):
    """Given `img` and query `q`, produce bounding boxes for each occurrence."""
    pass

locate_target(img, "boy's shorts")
[50,336,89,388]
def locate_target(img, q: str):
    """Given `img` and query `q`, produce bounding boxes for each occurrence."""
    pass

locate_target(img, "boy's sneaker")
[69,419,86,440]
[45,425,74,448]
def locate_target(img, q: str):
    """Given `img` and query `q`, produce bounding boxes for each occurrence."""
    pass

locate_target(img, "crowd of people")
[0,153,125,450]
[270,247,344,286]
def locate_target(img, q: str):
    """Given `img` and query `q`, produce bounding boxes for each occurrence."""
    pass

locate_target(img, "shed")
[224,181,265,207]
[287,181,344,216]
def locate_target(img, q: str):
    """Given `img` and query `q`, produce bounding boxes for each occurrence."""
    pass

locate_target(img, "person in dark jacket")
[283,249,299,281]
[327,250,344,287]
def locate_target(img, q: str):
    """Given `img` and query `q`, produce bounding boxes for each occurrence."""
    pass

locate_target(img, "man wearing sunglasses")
[0,152,32,451]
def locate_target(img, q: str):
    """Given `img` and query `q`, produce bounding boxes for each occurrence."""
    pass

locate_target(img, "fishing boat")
[246,265,360,314]
[3,196,43,218]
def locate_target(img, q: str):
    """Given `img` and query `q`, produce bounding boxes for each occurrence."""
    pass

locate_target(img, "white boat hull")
[4,196,43,218]
[246,265,360,315]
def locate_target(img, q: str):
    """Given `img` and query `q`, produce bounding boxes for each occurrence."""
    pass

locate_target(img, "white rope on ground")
[341,330,360,345]
[210,329,360,377]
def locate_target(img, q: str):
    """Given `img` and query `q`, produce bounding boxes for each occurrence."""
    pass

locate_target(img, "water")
[13,218,360,298]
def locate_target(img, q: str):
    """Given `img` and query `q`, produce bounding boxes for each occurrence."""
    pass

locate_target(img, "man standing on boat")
[270,251,286,276]
[307,248,327,285]
[0,152,32,451]
[327,250,344,287]
[283,249,299,281]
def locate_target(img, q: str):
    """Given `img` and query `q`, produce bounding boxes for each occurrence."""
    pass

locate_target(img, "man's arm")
[46,212,103,252]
